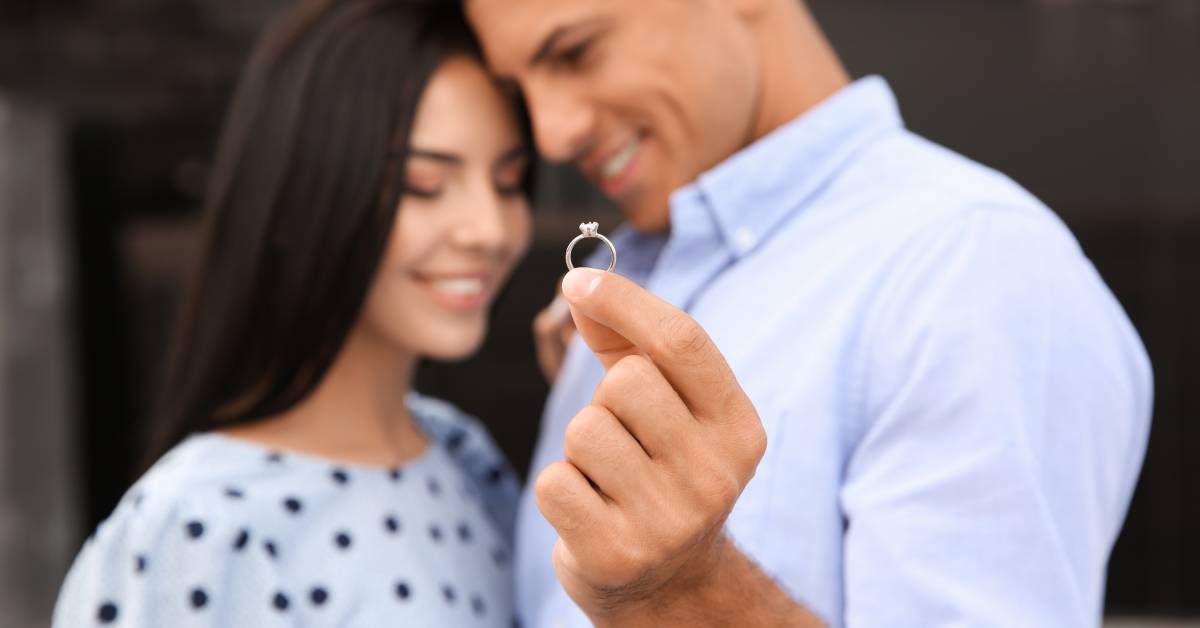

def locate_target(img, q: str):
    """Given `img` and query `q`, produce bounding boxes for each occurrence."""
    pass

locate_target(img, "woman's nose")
[449,185,511,253]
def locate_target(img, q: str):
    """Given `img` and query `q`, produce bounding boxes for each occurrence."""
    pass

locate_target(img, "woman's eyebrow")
[407,148,463,164]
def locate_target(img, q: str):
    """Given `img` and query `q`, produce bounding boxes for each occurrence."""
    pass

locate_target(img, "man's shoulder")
[815,128,1026,215]
[803,128,1074,264]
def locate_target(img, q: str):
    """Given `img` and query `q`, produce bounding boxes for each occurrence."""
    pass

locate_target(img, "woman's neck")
[220,325,428,467]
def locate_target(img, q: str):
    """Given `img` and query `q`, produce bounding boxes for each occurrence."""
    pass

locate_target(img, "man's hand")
[535,267,770,625]
[533,293,576,384]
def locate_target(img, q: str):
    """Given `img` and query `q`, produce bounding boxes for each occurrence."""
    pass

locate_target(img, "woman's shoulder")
[74,435,283,560]
[408,392,511,473]
[409,392,523,540]
[53,435,296,627]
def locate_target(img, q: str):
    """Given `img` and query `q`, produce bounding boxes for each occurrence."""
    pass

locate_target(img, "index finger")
[561,267,745,419]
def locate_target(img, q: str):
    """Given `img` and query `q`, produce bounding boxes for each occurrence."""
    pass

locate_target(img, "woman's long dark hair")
[149,0,523,464]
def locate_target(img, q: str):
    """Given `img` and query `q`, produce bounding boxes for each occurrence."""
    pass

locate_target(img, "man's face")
[467,0,760,231]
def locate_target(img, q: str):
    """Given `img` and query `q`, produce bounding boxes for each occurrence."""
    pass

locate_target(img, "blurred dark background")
[0,0,1195,625]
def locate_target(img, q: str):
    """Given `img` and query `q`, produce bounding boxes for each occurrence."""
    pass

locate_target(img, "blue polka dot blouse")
[53,394,522,627]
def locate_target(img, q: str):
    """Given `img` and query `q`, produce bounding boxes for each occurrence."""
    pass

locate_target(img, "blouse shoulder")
[52,437,290,627]
[409,393,522,542]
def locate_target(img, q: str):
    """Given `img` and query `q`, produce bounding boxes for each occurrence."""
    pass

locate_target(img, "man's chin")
[618,194,672,233]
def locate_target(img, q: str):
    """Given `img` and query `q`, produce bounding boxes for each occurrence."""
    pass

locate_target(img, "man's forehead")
[467,0,608,70]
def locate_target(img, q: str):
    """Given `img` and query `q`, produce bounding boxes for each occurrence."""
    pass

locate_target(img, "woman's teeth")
[430,277,485,296]
[602,138,639,180]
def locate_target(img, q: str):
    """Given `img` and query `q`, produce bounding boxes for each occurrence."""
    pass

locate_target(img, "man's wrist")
[588,535,823,628]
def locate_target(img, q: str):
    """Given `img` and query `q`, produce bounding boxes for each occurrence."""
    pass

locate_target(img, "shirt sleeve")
[841,207,1152,627]
[53,490,295,628]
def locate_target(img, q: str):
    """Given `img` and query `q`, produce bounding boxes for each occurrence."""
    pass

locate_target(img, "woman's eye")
[402,184,441,199]
[494,165,527,196]
[402,172,444,199]
[496,183,524,197]
[495,176,525,196]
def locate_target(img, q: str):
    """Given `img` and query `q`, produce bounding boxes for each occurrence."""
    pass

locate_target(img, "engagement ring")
[565,221,617,272]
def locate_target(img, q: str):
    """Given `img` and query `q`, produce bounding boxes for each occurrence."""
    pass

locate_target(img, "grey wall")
[809,0,1200,221]
[0,98,80,627]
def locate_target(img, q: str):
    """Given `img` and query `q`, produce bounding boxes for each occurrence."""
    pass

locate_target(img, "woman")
[53,0,531,625]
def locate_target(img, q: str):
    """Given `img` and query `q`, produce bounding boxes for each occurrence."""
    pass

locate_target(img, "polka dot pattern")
[190,587,208,609]
[97,601,117,623]
[331,468,350,485]
[60,396,518,626]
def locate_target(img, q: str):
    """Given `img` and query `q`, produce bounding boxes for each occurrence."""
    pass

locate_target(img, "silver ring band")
[565,222,617,272]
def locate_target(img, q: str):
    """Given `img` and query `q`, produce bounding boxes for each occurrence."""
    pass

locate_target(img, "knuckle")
[656,312,710,364]
[615,354,656,381]
[747,423,768,464]
[596,355,656,402]
[691,461,741,514]
[562,405,608,460]
[534,463,589,534]
[713,472,741,510]
[534,461,573,502]
[614,536,651,573]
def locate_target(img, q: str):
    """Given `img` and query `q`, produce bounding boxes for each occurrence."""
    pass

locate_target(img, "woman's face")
[359,55,532,361]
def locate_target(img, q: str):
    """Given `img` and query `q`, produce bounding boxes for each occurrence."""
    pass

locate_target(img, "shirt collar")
[669,75,905,259]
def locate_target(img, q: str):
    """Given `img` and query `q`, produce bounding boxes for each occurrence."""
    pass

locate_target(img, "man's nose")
[525,82,596,163]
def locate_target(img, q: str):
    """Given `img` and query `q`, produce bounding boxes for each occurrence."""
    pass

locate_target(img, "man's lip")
[580,132,643,180]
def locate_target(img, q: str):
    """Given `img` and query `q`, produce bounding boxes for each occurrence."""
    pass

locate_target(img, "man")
[465,0,1154,626]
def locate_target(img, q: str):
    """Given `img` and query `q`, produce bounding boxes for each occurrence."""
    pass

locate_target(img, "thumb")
[561,268,640,370]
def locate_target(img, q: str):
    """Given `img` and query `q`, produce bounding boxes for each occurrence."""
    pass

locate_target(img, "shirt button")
[734,227,757,253]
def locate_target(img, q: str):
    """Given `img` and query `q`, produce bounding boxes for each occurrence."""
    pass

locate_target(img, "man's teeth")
[602,139,639,180]
[430,278,484,296]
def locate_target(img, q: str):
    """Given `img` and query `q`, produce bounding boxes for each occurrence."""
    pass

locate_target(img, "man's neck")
[747,1,850,146]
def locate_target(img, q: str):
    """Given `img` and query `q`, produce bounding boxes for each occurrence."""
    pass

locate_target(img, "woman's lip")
[411,272,493,312]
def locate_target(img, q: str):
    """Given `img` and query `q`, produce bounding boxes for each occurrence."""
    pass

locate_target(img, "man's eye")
[558,41,591,67]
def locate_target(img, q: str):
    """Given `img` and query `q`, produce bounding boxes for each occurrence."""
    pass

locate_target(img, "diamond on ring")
[565,221,617,273]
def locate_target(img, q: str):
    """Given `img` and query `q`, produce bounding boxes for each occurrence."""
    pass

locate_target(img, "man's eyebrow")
[496,145,532,165]
[529,17,607,67]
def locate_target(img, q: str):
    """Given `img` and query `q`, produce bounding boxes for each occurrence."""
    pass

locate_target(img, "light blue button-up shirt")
[515,77,1152,627]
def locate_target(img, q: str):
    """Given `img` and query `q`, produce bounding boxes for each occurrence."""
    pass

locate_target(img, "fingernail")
[561,268,601,300]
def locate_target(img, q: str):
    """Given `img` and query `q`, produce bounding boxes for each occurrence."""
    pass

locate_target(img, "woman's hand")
[533,293,576,384]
